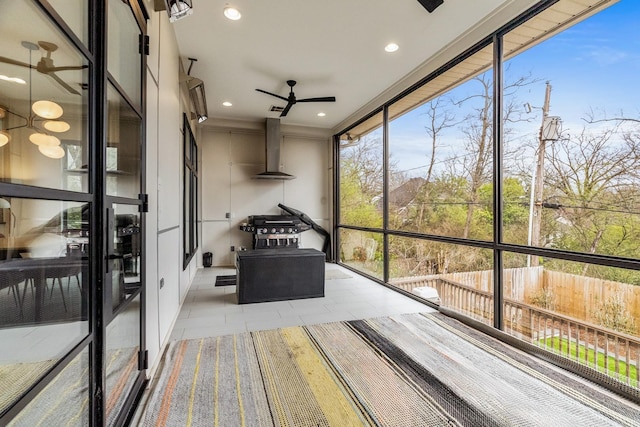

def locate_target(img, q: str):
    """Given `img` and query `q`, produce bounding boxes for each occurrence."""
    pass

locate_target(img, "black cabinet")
[236,248,325,304]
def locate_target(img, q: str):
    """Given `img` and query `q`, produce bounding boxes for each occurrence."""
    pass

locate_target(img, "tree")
[451,70,538,239]
[339,136,384,229]
[413,97,458,229]
[545,121,640,272]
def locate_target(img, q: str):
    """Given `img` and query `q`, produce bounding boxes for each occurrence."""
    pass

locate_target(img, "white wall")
[143,0,198,378]
[200,121,332,267]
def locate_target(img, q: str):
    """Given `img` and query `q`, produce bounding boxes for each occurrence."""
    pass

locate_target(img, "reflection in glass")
[389,236,493,323]
[106,85,142,198]
[105,294,140,426]
[0,198,89,414]
[0,2,89,192]
[338,112,384,229]
[503,252,640,388]
[111,205,141,312]
[6,348,90,426]
[47,0,89,46]
[108,0,142,109]
[339,229,383,280]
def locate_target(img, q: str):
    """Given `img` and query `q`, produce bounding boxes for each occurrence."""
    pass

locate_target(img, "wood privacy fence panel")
[543,270,640,328]
[391,267,639,332]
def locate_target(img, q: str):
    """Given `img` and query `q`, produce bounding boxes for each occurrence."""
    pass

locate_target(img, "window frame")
[183,114,199,268]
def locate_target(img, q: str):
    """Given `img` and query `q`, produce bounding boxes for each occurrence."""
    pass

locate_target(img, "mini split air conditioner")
[181,58,208,123]
[188,77,208,123]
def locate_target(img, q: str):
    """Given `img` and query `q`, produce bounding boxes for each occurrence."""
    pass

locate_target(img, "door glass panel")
[0,197,89,414]
[111,204,141,311]
[0,1,89,192]
[105,294,140,427]
[47,0,90,46]
[6,347,90,426]
[107,0,142,109]
[106,84,142,198]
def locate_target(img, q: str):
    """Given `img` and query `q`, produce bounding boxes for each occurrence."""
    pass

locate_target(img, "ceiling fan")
[0,41,86,95]
[256,80,336,117]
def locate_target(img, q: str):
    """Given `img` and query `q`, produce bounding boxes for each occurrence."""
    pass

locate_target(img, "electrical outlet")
[230,245,235,252]
[159,278,164,289]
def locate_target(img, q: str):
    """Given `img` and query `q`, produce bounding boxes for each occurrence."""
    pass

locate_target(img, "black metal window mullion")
[492,34,504,331]
[382,105,390,283]
[91,0,107,424]
[333,134,340,263]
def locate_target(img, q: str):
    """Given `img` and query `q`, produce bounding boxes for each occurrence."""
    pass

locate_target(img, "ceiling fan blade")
[297,96,336,103]
[0,56,34,69]
[47,72,81,95]
[256,88,288,102]
[44,65,87,73]
[280,102,294,117]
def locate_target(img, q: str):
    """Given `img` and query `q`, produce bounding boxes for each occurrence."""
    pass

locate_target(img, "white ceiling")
[170,0,536,131]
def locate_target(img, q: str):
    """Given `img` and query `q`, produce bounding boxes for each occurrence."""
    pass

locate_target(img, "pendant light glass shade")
[29,132,61,146]
[43,120,71,133]
[0,131,10,147]
[38,144,65,159]
[32,100,63,119]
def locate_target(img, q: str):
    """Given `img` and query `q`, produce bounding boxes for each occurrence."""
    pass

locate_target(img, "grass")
[540,336,638,386]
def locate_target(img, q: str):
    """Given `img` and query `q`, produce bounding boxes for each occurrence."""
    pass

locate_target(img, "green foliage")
[529,287,555,310]
[540,337,637,386]
[339,169,382,228]
[593,295,636,334]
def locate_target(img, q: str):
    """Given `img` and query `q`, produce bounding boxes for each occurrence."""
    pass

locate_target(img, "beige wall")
[200,121,332,267]
[142,2,333,378]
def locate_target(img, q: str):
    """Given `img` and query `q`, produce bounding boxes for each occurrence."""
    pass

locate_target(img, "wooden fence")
[391,267,640,331]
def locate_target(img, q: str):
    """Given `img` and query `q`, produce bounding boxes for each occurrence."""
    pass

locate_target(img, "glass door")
[103,1,146,423]
[104,202,143,426]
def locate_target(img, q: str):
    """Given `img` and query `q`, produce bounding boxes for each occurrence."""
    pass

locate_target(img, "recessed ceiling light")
[385,43,399,53]
[223,6,241,20]
[317,112,326,117]
[222,101,233,107]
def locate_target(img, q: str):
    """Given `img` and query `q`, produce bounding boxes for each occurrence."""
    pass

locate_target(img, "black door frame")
[0,1,149,425]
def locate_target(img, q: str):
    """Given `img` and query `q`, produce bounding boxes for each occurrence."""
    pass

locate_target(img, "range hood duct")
[253,118,295,180]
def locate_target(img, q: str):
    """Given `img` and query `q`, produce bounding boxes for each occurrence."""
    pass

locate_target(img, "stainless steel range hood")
[253,118,295,180]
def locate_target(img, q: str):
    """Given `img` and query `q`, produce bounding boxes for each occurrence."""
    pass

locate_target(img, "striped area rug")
[139,313,640,426]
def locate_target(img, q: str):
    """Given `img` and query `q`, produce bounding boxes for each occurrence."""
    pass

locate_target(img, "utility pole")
[528,82,552,267]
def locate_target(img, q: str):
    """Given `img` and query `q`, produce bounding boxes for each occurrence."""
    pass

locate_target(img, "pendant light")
[1,41,69,158]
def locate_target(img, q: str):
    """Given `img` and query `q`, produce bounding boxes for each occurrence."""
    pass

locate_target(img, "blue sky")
[388,0,640,177]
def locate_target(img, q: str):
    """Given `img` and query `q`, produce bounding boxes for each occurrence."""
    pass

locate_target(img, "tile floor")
[168,263,435,341]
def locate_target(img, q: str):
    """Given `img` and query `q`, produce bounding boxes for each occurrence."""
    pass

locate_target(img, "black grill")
[239,215,311,249]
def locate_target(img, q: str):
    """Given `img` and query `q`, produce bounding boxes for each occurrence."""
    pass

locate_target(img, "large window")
[183,115,198,267]
[338,111,384,230]
[388,46,494,241]
[502,1,640,261]
[336,0,640,393]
